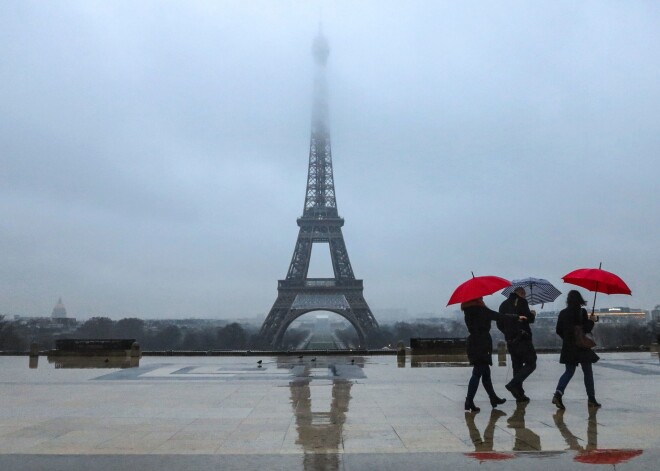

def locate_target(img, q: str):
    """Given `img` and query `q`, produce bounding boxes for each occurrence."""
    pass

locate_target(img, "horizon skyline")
[4,294,654,322]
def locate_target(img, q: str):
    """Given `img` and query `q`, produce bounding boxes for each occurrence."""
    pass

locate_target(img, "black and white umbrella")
[501,277,562,307]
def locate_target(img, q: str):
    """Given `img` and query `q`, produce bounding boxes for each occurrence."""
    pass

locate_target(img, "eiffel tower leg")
[272,313,299,349]
[345,294,380,348]
[259,293,296,348]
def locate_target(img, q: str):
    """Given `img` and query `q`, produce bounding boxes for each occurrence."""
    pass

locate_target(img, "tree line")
[0,316,256,351]
[1,314,657,352]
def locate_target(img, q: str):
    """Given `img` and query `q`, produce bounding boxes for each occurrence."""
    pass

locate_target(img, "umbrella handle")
[591,262,602,317]
[591,290,598,317]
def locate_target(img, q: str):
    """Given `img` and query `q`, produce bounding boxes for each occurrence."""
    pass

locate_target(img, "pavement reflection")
[410,353,469,367]
[464,409,507,452]
[507,402,541,451]
[464,401,544,461]
[553,407,644,465]
[287,358,353,470]
[553,408,598,451]
[46,355,139,369]
[28,354,139,369]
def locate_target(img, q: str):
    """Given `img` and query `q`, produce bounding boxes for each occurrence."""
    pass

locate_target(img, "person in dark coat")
[462,297,526,412]
[552,290,601,409]
[497,287,537,402]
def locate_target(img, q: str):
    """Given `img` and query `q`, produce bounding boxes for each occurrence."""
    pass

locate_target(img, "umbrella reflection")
[575,449,644,465]
[552,408,642,465]
[506,402,542,451]
[289,370,352,470]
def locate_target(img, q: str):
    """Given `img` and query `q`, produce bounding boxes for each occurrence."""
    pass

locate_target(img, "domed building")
[50,297,77,330]
[51,298,68,319]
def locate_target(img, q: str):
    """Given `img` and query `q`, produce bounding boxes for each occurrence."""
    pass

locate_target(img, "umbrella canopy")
[562,264,631,315]
[447,275,511,306]
[501,277,561,306]
[562,268,631,295]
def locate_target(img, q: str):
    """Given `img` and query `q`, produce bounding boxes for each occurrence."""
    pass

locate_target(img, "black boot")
[505,382,524,401]
[517,393,531,403]
[465,397,480,412]
[552,392,565,410]
[490,396,507,408]
[588,397,602,408]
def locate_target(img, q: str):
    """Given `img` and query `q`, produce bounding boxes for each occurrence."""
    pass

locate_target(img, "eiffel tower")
[259,32,379,349]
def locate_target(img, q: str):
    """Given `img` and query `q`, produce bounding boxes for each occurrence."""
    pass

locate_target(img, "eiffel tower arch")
[259,32,380,349]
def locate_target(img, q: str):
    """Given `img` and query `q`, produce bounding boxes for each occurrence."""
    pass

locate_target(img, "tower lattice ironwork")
[259,32,379,348]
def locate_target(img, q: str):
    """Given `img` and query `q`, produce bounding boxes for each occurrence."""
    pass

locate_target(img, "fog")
[1,1,659,319]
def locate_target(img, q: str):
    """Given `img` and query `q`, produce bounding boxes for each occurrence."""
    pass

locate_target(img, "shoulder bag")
[574,324,596,349]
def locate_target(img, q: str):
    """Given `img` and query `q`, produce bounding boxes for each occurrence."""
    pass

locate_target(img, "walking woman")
[462,297,526,412]
[552,290,601,409]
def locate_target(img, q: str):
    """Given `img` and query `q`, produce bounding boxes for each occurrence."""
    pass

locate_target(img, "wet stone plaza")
[0,353,658,470]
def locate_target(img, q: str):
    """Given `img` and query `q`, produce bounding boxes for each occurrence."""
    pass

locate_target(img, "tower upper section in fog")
[304,30,336,220]
[312,32,329,66]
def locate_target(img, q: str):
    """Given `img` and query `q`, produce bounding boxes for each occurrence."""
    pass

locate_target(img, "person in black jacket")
[552,290,601,409]
[462,297,527,412]
[498,287,537,402]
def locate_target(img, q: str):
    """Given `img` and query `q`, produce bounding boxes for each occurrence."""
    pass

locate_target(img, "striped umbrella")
[501,277,561,307]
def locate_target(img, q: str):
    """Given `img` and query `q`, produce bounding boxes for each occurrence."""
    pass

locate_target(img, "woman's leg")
[480,365,497,399]
[581,362,595,399]
[467,365,485,401]
[555,363,577,395]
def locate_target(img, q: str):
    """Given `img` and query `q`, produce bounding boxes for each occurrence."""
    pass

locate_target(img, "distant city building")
[48,298,77,330]
[51,298,67,319]
[651,306,660,324]
[596,307,648,324]
[534,308,649,327]
[534,311,557,327]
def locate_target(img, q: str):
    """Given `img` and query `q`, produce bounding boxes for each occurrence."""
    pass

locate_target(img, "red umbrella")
[465,452,515,462]
[447,274,511,306]
[574,449,643,465]
[562,263,631,315]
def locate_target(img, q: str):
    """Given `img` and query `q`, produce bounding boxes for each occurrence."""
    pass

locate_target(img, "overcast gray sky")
[1,1,658,320]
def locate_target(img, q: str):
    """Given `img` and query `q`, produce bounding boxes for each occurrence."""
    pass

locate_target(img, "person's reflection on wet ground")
[553,407,598,451]
[553,407,645,465]
[464,409,506,451]
[506,402,542,451]
[289,377,352,471]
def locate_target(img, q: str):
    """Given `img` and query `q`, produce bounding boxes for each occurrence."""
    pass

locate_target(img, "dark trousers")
[556,362,595,399]
[467,364,497,401]
[507,340,537,391]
